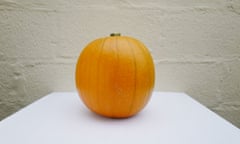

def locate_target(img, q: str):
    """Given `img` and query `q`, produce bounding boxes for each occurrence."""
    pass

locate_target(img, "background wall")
[0,0,240,127]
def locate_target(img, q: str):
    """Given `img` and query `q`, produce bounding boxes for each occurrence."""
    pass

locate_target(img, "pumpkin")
[75,33,155,118]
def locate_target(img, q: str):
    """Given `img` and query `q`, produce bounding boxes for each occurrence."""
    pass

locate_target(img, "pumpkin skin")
[75,34,155,118]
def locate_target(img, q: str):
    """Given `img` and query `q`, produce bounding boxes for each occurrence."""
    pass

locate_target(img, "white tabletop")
[0,92,240,144]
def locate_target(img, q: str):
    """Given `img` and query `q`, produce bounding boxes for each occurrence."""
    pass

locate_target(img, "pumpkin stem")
[110,33,121,36]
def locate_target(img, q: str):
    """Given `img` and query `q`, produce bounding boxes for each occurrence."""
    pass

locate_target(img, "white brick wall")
[0,0,240,127]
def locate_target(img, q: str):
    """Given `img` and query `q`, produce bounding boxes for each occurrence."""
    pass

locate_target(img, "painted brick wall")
[0,0,240,127]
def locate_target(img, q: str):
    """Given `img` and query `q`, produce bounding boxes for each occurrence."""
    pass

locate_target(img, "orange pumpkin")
[75,33,155,118]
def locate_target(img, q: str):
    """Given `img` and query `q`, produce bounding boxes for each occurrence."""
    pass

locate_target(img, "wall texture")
[0,0,240,127]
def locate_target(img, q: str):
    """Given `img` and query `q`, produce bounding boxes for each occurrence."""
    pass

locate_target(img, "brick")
[155,61,223,108]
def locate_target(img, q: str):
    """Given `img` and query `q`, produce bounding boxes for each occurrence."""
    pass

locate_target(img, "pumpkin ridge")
[96,38,107,112]
[112,36,119,117]
[135,40,155,106]
[76,41,100,109]
[125,38,137,116]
